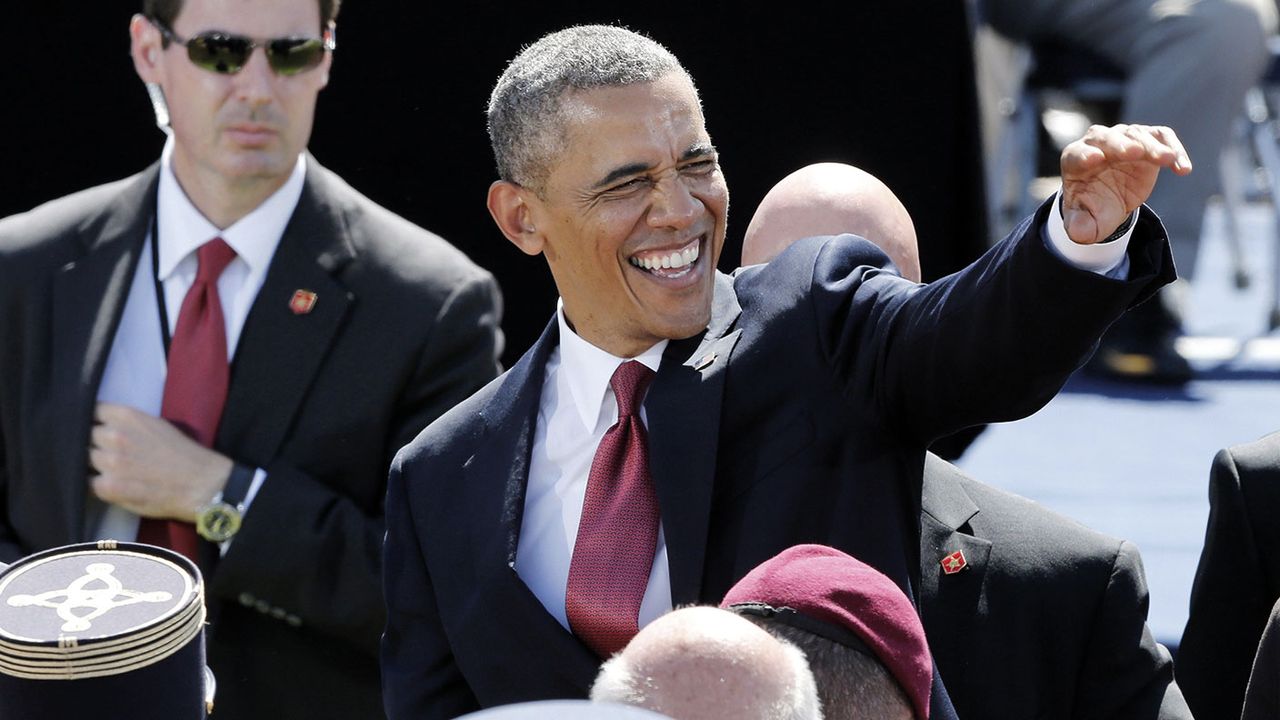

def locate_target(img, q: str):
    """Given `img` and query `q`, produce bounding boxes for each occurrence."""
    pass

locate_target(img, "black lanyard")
[149,212,173,358]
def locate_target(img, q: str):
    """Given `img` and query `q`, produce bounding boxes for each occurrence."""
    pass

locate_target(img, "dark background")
[4,2,988,367]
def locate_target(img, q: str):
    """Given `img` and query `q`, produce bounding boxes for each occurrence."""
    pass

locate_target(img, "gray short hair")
[486,24,697,194]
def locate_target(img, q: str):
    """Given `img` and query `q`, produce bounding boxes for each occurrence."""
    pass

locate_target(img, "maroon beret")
[720,544,931,719]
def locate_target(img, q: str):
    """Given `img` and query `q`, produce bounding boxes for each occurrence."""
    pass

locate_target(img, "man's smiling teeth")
[629,241,701,271]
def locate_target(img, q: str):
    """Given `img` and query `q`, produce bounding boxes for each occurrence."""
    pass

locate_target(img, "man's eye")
[609,177,649,193]
[682,160,717,174]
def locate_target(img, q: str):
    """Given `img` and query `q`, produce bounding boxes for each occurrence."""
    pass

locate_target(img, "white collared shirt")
[93,137,307,544]
[515,303,673,632]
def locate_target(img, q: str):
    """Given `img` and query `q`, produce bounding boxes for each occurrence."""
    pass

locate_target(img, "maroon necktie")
[565,360,660,658]
[136,238,237,563]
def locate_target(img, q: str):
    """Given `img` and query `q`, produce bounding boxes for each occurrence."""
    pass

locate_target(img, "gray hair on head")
[486,24,697,195]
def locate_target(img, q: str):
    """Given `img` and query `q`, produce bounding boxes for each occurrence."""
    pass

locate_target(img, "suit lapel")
[463,319,600,688]
[479,317,557,567]
[456,274,745,680]
[647,272,742,605]
[919,456,992,629]
[215,164,354,463]
[49,168,160,541]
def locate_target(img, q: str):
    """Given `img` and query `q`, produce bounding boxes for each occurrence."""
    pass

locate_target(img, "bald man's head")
[590,607,822,720]
[742,163,920,282]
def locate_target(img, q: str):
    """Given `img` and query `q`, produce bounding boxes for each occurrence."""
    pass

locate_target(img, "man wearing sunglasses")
[0,0,502,718]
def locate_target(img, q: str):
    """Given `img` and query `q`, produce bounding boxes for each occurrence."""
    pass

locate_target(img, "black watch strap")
[222,463,255,507]
[1101,210,1137,244]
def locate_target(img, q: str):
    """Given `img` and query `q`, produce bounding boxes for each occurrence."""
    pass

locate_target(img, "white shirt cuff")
[1045,189,1136,276]
[219,467,268,556]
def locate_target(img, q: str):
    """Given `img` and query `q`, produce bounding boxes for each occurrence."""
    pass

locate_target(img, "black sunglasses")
[150,17,335,76]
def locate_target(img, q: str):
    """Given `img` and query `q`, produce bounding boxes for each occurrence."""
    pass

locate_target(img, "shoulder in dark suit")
[920,454,1189,719]
[1178,429,1280,720]
[0,159,503,719]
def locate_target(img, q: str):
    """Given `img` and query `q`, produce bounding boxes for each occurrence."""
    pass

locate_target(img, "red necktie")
[565,360,660,658]
[136,238,237,562]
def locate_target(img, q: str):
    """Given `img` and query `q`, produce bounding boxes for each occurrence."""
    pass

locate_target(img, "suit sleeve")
[206,273,503,656]
[0,250,30,564]
[1073,540,1190,719]
[1241,598,1280,720]
[381,453,481,720]
[1178,447,1276,720]
[0,425,22,563]
[800,197,1173,443]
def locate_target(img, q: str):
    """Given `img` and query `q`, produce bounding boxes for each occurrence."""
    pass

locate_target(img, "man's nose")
[648,175,700,230]
[233,47,275,105]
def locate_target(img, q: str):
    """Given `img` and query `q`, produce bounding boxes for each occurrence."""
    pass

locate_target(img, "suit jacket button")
[238,592,255,607]
[285,614,303,628]
[254,600,270,614]
[270,607,286,620]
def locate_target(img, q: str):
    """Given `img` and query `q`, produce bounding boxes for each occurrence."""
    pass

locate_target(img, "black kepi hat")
[0,540,213,718]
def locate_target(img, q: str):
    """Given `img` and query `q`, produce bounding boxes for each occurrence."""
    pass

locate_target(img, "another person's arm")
[93,273,502,654]
[1179,444,1279,720]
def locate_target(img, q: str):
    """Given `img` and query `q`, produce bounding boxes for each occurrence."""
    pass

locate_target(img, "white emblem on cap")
[7,562,173,632]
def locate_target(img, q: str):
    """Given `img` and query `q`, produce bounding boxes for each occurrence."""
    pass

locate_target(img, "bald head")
[590,607,822,720]
[742,163,920,282]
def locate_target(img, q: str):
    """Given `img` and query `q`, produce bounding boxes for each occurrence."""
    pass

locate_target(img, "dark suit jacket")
[1178,430,1280,720]
[0,159,503,719]
[1241,596,1280,720]
[381,199,1174,719]
[920,455,1190,719]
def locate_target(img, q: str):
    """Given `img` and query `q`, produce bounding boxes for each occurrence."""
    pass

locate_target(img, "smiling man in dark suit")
[0,0,502,717]
[380,23,1190,720]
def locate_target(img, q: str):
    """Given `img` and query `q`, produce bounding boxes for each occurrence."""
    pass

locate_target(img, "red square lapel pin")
[289,289,318,315]
[941,549,968,575]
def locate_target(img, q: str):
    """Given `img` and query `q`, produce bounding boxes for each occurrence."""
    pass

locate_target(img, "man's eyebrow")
[592,162,654,191]
[590,145,719,191]
[683,143,718,161]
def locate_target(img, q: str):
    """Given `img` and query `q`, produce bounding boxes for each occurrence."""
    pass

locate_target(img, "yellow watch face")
[196,502,242,543]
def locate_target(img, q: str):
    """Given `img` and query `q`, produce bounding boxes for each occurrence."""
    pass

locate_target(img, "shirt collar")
[155,136,307,280]
[556,299,667,431]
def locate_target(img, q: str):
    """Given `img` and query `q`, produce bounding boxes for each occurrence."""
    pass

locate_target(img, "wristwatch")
[195,463,255,543]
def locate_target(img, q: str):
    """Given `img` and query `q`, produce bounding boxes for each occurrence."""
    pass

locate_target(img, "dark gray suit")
[1241,596,1280,720]
[0,159,503,719]
[1179,430,1280,720]
[381,199,1175,719]
[920,455,1189,719]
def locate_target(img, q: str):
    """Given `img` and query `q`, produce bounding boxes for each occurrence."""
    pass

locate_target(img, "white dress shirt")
[512,193,1135,632]
[1045,190,1135,277]
[93,137,307,544]
[515,303,673,632]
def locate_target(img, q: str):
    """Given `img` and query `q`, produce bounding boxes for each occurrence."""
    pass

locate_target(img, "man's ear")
[130,13,164,84]
[487,180,544,256]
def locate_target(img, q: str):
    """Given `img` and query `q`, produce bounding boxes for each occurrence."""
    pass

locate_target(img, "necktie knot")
[611,360,654,418]
[566,358,660,658]
[195,238,237,284]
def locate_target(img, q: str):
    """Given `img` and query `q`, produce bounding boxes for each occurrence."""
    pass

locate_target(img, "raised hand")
[1060,123,1192,245]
